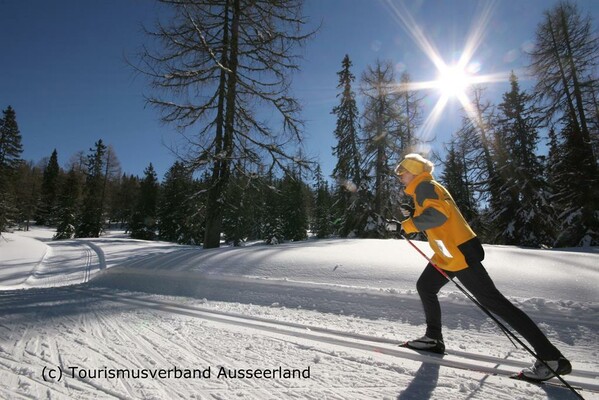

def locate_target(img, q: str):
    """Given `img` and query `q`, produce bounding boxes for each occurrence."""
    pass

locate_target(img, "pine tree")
[493,72,554,246]
[0,106,23,231]
[130,163,159,240]
[360,60,402,237]
[36,149,61,226]
[158,161,204,244]
[0,106,23,173]
[312,165,332,238]
[330,55,366,237]
[440,142,478,225]
[528,1,599,246]
[397,72,423,152]
[262,175,285,244]
[54,168,82,240]
[551,119,599,246]
[111,173,139,231]
[279,171,308,241]
[452,87,499,240]
[102,145,122,228]
[13,161,42,231]
[76,140,107,238]
[332,55,362,190]
[222,172,248,246]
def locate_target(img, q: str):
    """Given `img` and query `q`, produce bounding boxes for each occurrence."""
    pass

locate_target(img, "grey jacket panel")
[413,207,448,231]
[412,181,448,230]
[414,181,437,206]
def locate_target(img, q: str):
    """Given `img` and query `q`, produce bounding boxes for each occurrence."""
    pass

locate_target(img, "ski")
[399,342,587,395]
[509,372,583,391]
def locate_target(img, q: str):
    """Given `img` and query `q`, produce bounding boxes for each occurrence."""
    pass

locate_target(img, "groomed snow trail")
[0,285,596,400]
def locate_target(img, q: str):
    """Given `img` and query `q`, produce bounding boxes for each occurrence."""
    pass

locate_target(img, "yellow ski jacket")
[401,172,476,271]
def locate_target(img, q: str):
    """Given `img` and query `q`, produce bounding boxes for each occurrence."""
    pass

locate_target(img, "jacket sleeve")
[401,181,448,232]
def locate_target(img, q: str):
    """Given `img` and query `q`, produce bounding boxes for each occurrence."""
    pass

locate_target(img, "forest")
[0,0,597,248]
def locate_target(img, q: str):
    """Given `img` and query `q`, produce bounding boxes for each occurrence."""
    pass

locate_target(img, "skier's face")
[398,171,416,187]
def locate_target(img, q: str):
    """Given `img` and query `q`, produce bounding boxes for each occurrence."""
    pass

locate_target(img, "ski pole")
[400,234,584,399]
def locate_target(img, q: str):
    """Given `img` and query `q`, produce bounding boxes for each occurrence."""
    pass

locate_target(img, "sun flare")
[383,0,508,143]
[436,64,471,99]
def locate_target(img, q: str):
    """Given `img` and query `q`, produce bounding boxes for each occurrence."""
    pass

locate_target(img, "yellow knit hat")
[395,153,434,176]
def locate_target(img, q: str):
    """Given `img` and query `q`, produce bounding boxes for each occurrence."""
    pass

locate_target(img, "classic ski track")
[83,245,92,283]
[99,268,599,328]
[19,241,97,287]
[64,286,599,394]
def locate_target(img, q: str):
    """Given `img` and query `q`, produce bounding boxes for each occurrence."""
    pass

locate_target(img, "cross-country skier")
[395,153,571,381]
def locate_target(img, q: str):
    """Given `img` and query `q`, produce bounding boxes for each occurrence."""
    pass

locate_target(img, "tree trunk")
[204,0,240,249]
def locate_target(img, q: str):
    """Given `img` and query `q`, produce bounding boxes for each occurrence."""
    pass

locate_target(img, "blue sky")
[1,0,597,181]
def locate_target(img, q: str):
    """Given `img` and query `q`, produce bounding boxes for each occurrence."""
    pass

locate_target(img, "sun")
[383,0,509,142]
[435,64,471,99]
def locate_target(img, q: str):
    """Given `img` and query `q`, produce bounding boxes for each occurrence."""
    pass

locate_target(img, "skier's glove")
[399,204,413,218]
[400,218,418,234]
[385,218,401,232]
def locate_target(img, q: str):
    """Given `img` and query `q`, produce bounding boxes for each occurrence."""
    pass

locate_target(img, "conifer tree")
[0,106,23,231]
[452,87,498,240]
[54,168,82,240]
[36,149,61,226]
[360,60,402,237]
[492,72,554,246]
[331,56,361,191]
[102,145,122,227]
[130,163,159,240]
[76,140,107,238]
[545,126,561,195]
[262,175,285,244]
[397,72,423,152]
[280,171,308,241]
[13,161,41,231]
[331,55,365,237]
[222,172,249,246]
[390,72,423,225]
[221,166,268,246]
[440,142,478,225]
[312,165,332,238]
[158,161,204,244]
[112,173,140,231]
[528,0,599,246]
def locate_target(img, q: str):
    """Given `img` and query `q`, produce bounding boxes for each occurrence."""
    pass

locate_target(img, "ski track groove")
[2,282,596,399]
[72,286,599,377]
[64,286,599,395]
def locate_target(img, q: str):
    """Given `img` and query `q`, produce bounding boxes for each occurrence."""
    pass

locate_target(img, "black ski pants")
[417,259,562,360]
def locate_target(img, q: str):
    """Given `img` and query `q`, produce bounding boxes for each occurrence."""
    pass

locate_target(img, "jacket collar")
[404,172,433,196]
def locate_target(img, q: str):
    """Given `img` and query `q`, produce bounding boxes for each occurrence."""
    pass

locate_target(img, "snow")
[1,227,598,399]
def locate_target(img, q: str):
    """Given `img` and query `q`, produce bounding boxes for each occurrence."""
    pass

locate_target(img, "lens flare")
[382,0,509,145]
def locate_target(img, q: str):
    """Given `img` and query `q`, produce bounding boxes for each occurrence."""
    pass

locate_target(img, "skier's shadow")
[397,362,439,400]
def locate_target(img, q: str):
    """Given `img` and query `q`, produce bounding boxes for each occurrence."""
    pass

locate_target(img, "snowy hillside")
[1,227,598,400]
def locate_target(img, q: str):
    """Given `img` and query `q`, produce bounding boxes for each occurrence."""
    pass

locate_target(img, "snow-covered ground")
[1,227,598,400]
